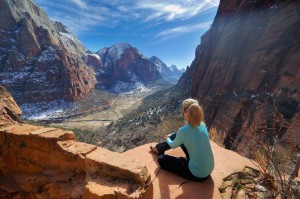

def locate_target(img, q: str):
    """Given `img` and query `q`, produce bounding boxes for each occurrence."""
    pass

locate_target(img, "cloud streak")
[156,21,212,38]
[136,1,217,22]
[70,0,88,9]
[35,0,219,35]
[151,21,212,44]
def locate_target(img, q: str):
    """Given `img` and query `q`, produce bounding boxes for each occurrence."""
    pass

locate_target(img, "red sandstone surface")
[125,142,255,199]
[0,85,21,127]
[0,123,259,198]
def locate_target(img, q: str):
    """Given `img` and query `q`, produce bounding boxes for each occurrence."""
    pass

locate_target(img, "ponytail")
[186,103,204,127]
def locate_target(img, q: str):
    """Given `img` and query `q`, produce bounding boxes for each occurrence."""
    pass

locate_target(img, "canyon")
[0,0,299,197]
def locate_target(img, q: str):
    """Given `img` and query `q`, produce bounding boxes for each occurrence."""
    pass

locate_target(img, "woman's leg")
[157,154,208,182]
[156,134,190,159]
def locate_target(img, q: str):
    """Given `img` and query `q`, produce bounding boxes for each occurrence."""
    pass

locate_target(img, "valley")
[48,84,168,131]
[22,81,178,151]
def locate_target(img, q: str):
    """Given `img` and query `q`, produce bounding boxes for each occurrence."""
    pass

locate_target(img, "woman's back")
[180,122,214,178]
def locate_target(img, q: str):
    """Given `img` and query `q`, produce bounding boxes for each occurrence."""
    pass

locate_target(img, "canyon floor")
[50,89,152,131]
[25,83,177,151]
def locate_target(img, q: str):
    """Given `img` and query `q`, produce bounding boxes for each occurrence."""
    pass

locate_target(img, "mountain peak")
[169,64,178,71]
[111,42,132,48]
[91,42,161,91]
[52,21,69,33]
[108,42,134,60]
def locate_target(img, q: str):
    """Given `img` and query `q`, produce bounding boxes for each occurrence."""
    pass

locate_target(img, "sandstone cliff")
[188,0,300,149]
[0,0,96,104]
[0,85,21,127]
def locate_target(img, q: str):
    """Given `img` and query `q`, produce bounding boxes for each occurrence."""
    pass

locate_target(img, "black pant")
[156,134,209,182]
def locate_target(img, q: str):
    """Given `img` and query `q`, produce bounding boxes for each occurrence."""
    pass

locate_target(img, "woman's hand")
[165,133,172,139]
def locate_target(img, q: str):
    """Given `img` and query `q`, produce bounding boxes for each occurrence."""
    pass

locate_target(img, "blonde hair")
[182,98,198,113]
[182,99,204,127]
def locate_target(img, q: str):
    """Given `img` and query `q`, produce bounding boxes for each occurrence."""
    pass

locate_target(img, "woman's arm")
[166,130,184,148]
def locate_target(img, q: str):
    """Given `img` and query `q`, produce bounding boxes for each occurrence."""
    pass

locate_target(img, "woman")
[150,98,214,181]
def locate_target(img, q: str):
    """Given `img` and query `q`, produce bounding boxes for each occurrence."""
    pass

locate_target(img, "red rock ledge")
[0,124,152,199]
[0,123,257,198]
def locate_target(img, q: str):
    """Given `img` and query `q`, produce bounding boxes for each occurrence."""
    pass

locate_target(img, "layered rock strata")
[0,85,21,127]
[0,0,96,104]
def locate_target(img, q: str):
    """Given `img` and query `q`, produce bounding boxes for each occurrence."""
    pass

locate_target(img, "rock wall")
[0,124,152,198]
[0,0,96,104]
[0,85,21,127]
[188,0,300,149]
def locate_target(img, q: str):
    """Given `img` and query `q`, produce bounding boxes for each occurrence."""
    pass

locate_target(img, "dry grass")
[209,127,226,147]
[234,105,299,198]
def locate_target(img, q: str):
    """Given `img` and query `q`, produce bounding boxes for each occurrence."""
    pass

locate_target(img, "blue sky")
[35,0,219,69]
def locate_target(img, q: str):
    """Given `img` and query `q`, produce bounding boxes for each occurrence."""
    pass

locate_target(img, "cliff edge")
[0,86,261,198]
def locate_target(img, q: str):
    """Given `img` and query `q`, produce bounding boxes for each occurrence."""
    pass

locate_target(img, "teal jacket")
[166,122,214,178]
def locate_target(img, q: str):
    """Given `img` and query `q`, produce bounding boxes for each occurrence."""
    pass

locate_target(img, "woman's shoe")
[150,145,159,154]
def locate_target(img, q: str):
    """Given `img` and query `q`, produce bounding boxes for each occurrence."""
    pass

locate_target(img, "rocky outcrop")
[0,85,151,198]
[84,53,104,73]
[0,124,152,198]
[0,123,262,199]
[0,0,96,104]
[0,85,21,127]
[149,56,185,84]
[111,142,258,198]
[94,42,161,90]
[188,0,300,149]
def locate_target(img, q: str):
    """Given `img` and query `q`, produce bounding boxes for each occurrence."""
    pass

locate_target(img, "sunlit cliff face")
[188,0,300,149]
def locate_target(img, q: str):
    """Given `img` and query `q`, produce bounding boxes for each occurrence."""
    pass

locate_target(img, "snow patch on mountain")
[107,42,132,62]
[59,32,75,42]
[21,100,78,120]
[111,81,150,93]
[89,53,100,60]
[38,48,57,62]
[84,53,101,63]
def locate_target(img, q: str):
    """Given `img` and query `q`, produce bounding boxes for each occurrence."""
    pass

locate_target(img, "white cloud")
[70,0,88,9]
[36,0,219,34]
[156,21,212,40]
[136,0,219,22]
